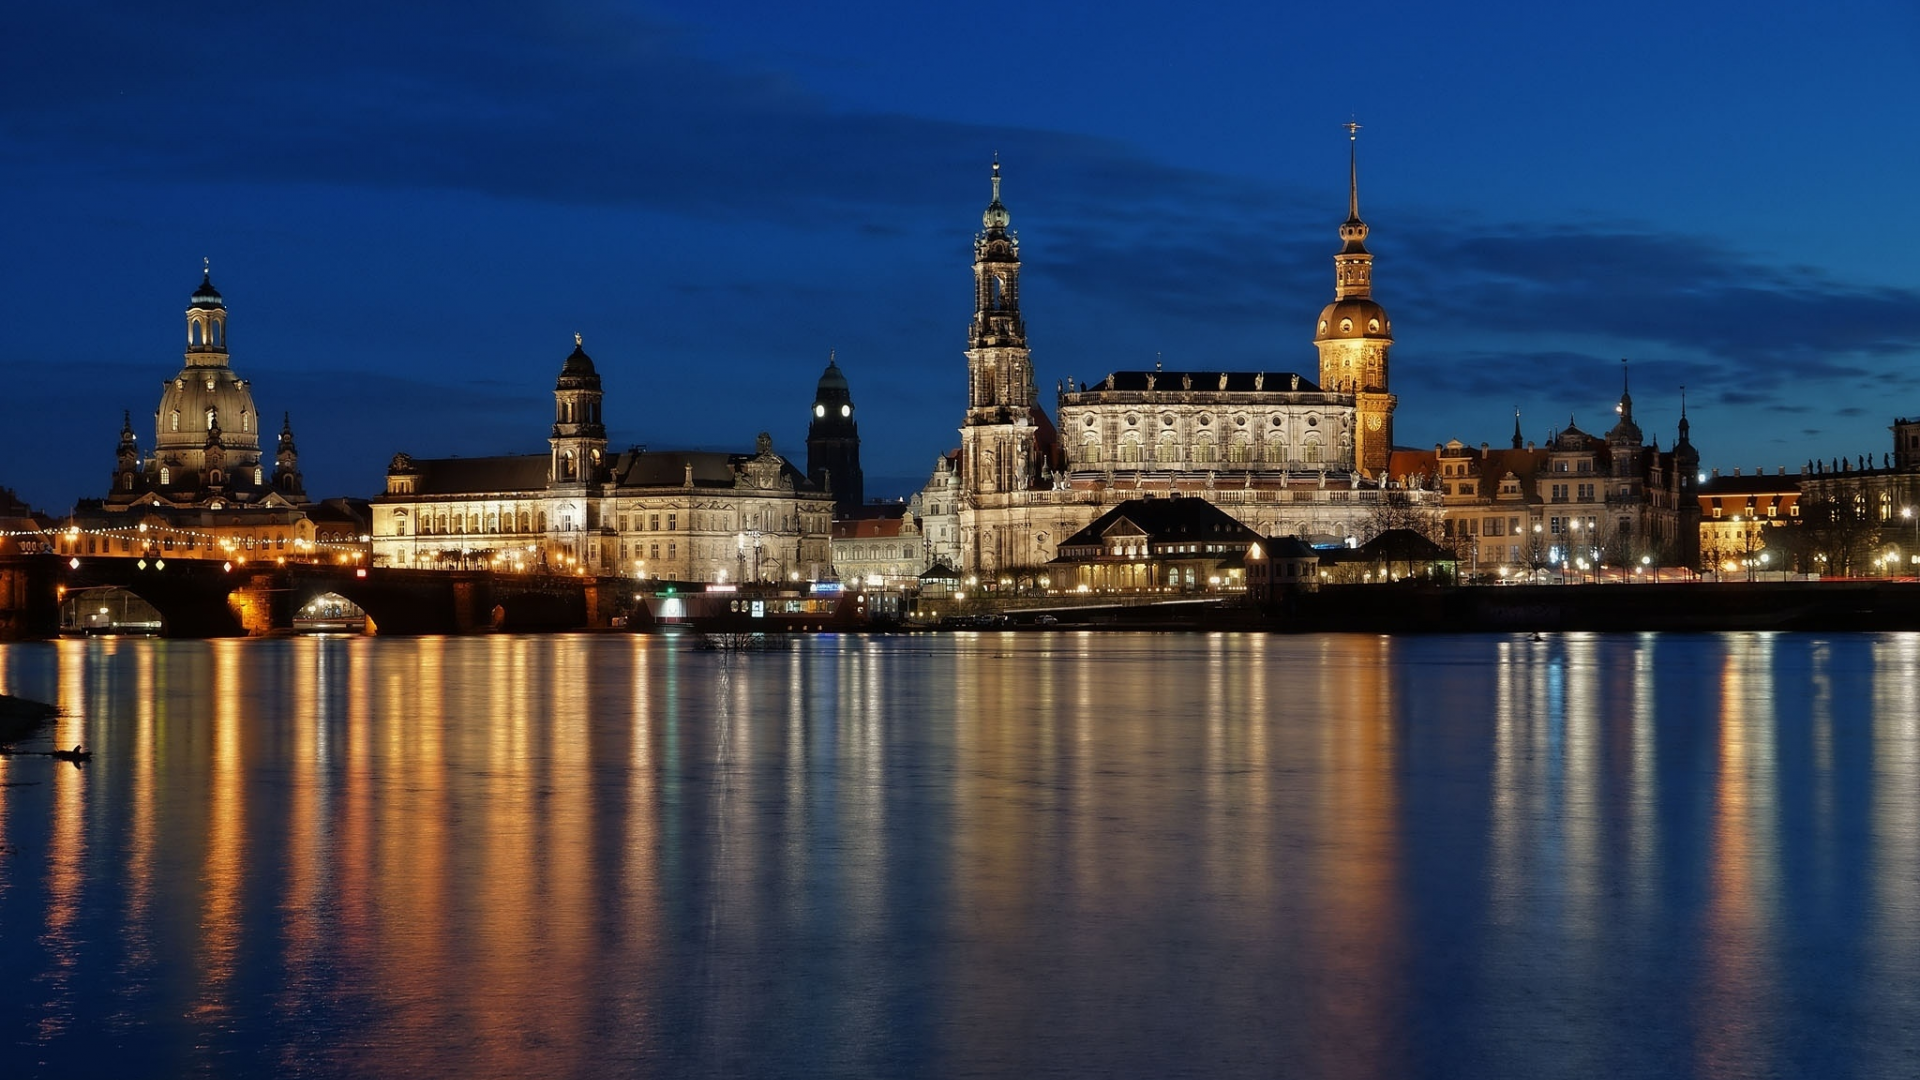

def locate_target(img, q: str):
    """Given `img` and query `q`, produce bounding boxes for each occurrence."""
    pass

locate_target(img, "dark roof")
[403,454,554,495]
[1255,536,1319,560]
[1070,371,1320,394]
[1698,473,1800,497]
[1357,529,1453,562]
[920,561,961,582]
[1058,496,1262,549]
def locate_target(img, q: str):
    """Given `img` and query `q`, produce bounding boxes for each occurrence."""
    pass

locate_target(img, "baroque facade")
[370,337,834,580]
[1392,374,1700,576]
[55,269,333,565]
[108,268,308,511]
[948,141,1431,575]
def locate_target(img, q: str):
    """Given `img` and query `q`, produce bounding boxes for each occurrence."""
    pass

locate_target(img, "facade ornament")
[1218,373,1228,390]
[1291,374,1300,391]
[1105,374,1114,390]
[1146,374,1156,391]
[1181,373,1191,390]
[1254,373,1264,390]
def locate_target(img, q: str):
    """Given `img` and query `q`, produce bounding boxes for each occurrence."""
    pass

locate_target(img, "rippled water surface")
[2,631,1918,1079]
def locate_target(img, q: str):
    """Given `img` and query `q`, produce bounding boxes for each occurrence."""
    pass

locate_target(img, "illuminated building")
[1048,497,1262,593]
[108,267,306,509]
[944,137,1431,575]
[48,269,347,565]
[370,336,834,580]
[1697,469,1800,573]
[1388,376,1699,577]
[829,506,922,588]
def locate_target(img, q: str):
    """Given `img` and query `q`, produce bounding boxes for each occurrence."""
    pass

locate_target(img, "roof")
[1698,472,1800,497]
[1357,528,1453,562]
[1069,371,1320,394]
[1057,496,1263,549]
[833,515,909,540]
[1252,536,1319,560]
[401,454,554,495]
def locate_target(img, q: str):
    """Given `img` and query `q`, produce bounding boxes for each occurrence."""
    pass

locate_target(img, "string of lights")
[0,521,371,553]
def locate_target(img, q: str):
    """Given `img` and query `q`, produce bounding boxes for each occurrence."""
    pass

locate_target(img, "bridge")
[0,554,640,639]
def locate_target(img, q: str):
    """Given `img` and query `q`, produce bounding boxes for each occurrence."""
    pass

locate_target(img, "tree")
[1781,483,1881,576]
[1359,490,1443,546]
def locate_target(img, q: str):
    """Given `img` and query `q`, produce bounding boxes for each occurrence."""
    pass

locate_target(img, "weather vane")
[1344,118,1361,141]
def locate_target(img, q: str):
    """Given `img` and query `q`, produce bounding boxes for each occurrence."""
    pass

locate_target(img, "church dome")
[556,336,602,391]
[1314,297,1393,342]
[190,271,225,310]
[153,365,263,456]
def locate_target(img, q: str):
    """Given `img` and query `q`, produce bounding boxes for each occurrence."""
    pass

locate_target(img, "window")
[1194,438,1216,464]
[667,513,677,531]
[650,514,660,531]
[1082,433,1100,464]
[1156,436,1178,464]
[159,467,171,485]
[170,411,180,432]
[650,542,659,559]
[668,541,676,560]
[254,467,263,485]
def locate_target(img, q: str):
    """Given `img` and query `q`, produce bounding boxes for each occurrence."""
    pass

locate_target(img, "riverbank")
[0,692,58,747]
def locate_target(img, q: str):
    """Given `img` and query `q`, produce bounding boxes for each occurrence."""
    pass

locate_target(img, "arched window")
[159,467,171,485]
[1303,439,1322,464]
[1081,433,1100,464]
[537,511,548,532]
[1194,437,1216,464]
[253,467,263,485]
[1120,438,1142,464]
[1155,434,1179,464]
[170,411,180,432]
[1268,437,1288,464]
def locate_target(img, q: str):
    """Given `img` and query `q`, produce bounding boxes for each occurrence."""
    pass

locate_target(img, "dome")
[190,271,225,310]
[556,337,602,391]
[153,365,263,457]
[816,359,849,394]
[1314,297,1393,342]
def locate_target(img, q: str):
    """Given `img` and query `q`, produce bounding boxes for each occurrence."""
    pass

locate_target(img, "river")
[1,632,1917,1078]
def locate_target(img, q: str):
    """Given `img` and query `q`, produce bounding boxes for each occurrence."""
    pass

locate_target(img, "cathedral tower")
[140,264,265,500]
[549,334,607,488]
[1314,125,1397,477]
[806,352,863,517]
[961,160,1042,498]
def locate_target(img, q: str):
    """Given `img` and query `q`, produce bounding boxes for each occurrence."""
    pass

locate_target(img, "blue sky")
[4,0,1918,510]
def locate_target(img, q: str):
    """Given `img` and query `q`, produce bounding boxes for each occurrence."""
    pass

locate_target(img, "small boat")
[50,745,92,763]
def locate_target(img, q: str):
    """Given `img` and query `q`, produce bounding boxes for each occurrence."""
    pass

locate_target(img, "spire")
[1678,384,1691,444]
[1338,121,1370,256]
[1345,119,1362,223]
[1512,406,1523,450]
[982,156,1011,231]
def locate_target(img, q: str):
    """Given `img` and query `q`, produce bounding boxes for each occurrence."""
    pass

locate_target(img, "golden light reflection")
[1866,635,1920,1078]
[187,639,246,1037]
[1695,634,1779,1080]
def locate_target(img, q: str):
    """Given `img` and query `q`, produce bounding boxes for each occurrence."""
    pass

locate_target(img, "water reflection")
[0,632,1918,1079]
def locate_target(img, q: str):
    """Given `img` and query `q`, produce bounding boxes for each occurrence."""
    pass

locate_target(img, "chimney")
[1733,467,1741,477]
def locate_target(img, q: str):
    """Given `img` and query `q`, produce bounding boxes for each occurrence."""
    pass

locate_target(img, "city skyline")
[5,1,1920,512]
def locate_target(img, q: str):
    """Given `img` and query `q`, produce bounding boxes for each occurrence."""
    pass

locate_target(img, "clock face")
[814,405,825,418]
[840,404,851,418]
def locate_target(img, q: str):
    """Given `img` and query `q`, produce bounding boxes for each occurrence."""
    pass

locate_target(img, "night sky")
[5,1,1919,512]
